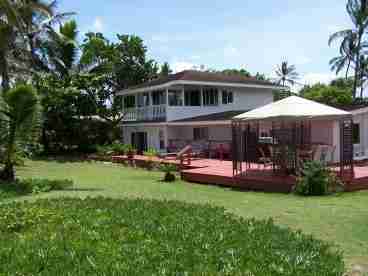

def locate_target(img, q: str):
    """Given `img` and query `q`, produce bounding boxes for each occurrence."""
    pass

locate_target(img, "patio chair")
[258,147,272,170]
[313,145,333,165]
[161,145,192,160]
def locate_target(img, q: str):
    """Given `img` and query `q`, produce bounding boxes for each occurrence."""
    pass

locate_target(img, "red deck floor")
[112,155,368,192]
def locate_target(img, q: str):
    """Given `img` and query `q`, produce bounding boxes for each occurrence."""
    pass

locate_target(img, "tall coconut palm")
[329,0,368,98]
[0,85,40,182]
[40,20,79,78]
[275,61,299,87]
[0,0,73,92]
[0,0,54,92]
[329,30,357,79]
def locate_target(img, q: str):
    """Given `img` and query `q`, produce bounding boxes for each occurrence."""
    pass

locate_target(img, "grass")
[7,159,368,267]
[0,198,344,275]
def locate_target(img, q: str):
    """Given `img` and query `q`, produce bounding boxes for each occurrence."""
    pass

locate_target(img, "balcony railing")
[124,105,166,122]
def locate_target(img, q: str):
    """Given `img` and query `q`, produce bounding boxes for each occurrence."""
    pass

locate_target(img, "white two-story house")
[117,70,281,157]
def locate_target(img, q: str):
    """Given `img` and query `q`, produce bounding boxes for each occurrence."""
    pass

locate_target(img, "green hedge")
[0,198,344,275]
[0,178,73,199]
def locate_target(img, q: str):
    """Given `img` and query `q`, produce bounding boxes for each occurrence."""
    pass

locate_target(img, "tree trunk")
[0,162,15,182]
[0,51,10,93]
[0,123,16,182]
[353,29,364,99]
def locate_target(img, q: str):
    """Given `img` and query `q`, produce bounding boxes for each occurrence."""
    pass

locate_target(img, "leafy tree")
[220,68,252,77]
[300,80,353,106]
[160,62,172,77]
[113,34,159,89]
[0,85,40,181]
[255,72,268,81]
[275,61,299,87]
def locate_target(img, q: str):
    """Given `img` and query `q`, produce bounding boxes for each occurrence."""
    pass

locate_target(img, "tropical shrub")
[294,161,344,196]
[125,144,137,157]
[143,147,158,157]
[160,163,177,182]
[0,179,73,199]
[0,198,344,275]
[0,85,41,181]
[111,141,127,155]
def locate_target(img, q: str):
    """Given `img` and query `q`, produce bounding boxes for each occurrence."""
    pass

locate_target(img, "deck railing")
[124,105,166,122]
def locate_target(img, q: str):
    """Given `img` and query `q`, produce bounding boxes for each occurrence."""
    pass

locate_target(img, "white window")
[203,87,218,106]
[137,93,149,107]
[193,127,209,141]
[152,90,166,105]
[159,130,165,149]
[185,89,201,106]
[168,89,183,106]
[222,90,233,104]
[353,123,360,144]
[124,95,135,108]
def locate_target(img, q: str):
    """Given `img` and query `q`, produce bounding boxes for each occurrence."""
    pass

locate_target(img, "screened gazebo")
[231,96,354,181]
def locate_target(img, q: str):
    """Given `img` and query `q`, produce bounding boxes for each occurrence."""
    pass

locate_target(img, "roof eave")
[117,80,282,96]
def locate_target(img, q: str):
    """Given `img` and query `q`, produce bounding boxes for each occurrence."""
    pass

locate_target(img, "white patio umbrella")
[233,96,351,121]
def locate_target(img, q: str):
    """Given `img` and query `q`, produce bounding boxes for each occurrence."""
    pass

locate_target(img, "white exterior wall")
[353,112,368,159]
[166,87,273,121]
[167,125,231,141]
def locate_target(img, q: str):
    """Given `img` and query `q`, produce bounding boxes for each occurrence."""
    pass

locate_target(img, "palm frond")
[328,29,353,46]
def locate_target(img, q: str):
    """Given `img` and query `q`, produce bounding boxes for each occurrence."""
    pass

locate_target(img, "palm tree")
[329,30,357,79]
[329,0,368,98]
[0,85,40,182]
[275,61,299,87]
[0,0,72,92]
[41,20,79,77]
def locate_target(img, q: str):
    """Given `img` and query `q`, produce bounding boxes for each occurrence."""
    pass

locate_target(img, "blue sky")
[59,0,351,86]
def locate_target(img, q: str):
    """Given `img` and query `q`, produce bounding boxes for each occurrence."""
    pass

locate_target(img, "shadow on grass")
[32,154,92,163]
[62,188,104,192]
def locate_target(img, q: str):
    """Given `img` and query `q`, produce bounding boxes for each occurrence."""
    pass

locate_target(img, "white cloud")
[171,61,197,73]
[171,61,207,73]
[301,72,336,86]
[93,17,104,32]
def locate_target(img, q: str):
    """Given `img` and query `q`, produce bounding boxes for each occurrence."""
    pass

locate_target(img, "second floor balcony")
[121,85,237,123]
[124,105,167,122]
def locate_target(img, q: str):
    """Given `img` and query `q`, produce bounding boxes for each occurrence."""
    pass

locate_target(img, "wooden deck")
[112,155,368,193]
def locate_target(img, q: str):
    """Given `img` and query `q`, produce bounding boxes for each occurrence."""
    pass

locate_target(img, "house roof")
[172,110,249,122]
[234,96,351,121]
[120,70,278,93]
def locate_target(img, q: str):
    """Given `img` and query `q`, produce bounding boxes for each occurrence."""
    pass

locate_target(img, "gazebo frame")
[232,116,355,182]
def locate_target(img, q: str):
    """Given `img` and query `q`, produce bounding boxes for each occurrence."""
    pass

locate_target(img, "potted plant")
[160,163,177,182]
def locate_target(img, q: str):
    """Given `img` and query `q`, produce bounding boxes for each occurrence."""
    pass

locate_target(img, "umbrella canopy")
[233,96,351,121]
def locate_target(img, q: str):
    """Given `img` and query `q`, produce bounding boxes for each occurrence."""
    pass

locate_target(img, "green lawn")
[6,159,368,267]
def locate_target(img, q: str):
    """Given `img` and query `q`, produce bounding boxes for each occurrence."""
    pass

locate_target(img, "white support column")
[182,85,185,106]
[166,88,169,106]
[164,125,169,152]
[332,120,340,163]
[200,86,203,106]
